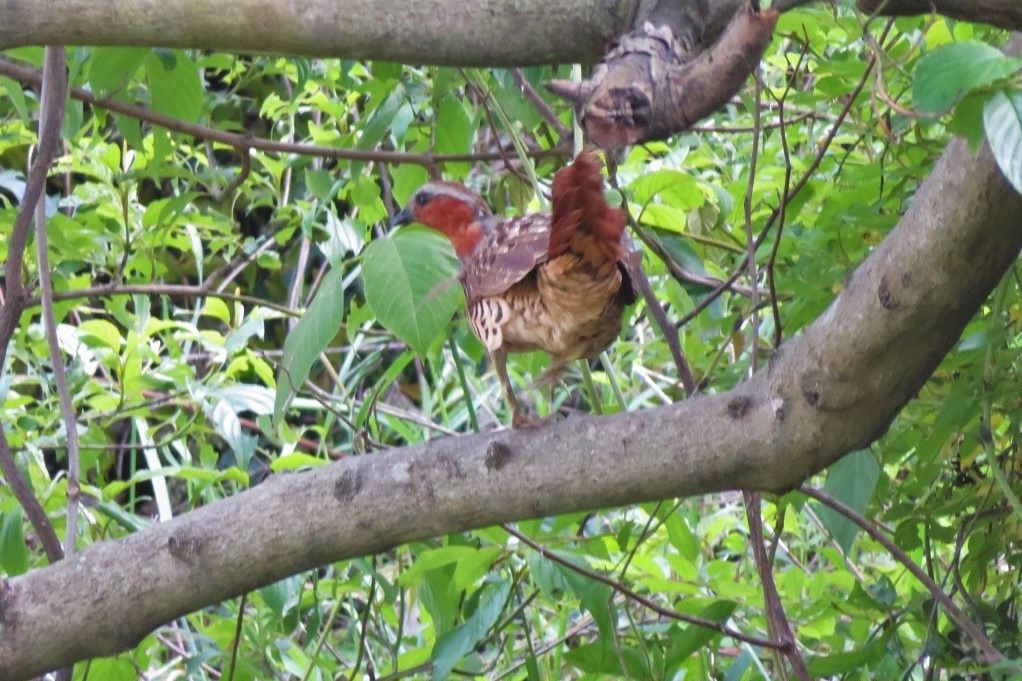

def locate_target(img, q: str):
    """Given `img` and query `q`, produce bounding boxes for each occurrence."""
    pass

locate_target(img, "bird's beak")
[390,205,415,227]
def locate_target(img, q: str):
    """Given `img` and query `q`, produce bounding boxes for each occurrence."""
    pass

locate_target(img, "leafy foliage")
[0,6,1020,680]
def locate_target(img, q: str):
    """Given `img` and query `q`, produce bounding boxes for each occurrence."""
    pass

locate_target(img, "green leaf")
[913,42,1021,113]
[270,452,328,472]
[434,95,473,176]
[272,263,347,428]
[88,47,148,96]
[146,49,203,122]
[0,510,29,576]
[814,450,881,553]
[984,90,1022,195]
[361,227,464,356]
[629,169,705,210]
[431,578,511,681]
[807,638,887,677]
[558,560,615,643]
[665,600,738,668]
[665,511,700,562]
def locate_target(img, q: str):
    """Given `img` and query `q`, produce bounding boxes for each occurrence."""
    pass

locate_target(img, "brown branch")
[511,68,570,139]
[801,486,1005,665]
[502,524,784,649]
[744,492,810,680]
[547,2,779,147]
[0,58,570,168]
[31,48,78,559]
[30,283,299,317]
[856,0,1022,31]
[0,46,68,567]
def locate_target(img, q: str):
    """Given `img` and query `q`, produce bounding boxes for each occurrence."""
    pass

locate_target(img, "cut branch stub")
[547,2,778,148]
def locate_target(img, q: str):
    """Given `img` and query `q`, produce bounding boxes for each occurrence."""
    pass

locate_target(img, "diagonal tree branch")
[0,119,1019,676]
[0,46,69,567]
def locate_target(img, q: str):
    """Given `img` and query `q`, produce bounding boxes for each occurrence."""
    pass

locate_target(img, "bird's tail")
[547,150,627,268]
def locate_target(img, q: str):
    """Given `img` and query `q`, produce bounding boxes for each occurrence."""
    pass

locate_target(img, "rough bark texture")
[547,2,778,147]
[857,0,1022,31]
[1,134,1020,679]
[0,0,653,65]
[2,0,1019,64]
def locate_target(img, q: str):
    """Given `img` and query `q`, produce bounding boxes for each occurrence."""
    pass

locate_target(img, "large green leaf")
[146,49,203,122]
[272,263,347,428]
[664,600,738,670]
[431,578,511,681]
[88,47,148,97]
[813,449,880,554]
[984,90,1022,195]
[361,227,463,356]
[913,42,1021,114]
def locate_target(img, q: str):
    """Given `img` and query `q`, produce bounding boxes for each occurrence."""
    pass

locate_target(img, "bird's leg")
[491,347,537,428]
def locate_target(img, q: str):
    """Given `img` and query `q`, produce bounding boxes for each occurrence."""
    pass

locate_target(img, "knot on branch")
[546,3,778,148]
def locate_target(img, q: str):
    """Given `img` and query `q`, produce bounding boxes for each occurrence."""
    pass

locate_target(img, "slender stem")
[743,71,762,374]
[801,485,1005,665]
[0,45,69,567]
[449,337,480,433]
[502,523,784,650]
[579,361,603,415]
[0,57,570,168]
[225,593,247,681]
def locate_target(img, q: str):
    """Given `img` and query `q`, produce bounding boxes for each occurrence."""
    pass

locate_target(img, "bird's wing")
[460,212,551,302]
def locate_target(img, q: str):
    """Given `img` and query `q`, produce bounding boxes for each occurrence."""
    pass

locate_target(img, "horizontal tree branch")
[0,0,648,65]
[1,0,1020,64]
[856,0,1022,31]
[1,117,1020,676]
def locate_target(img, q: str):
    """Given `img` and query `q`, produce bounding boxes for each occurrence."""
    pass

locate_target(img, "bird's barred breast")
[466,254,626,361]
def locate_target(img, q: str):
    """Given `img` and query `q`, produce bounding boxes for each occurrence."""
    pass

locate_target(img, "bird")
[391,150,635,427]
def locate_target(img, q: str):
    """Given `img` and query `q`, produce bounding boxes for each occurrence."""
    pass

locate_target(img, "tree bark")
[856,0,1022,31]
[1,0,1020,63]
[1,131,1020,678]
[0,0,648,65]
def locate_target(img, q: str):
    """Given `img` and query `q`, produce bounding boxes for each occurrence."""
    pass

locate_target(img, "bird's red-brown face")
[392,182,490,258]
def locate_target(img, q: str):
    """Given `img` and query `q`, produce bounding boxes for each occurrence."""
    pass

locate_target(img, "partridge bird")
[392,150,635,427]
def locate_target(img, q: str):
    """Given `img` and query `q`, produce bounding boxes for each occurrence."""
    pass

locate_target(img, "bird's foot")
[510,408,567,429]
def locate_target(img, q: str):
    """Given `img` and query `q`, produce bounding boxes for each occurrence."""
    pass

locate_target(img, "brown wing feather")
[460,212,551,303]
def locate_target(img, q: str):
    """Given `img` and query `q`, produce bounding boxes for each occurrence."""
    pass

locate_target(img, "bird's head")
[391,181,491,258]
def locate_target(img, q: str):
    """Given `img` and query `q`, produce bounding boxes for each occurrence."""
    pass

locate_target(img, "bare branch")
[0,58,570,168]
[503,523,783,648]
[0,46,69,567]
[801,485,1005,664]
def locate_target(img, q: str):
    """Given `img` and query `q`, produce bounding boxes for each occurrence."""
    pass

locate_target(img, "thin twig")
[31,283,298,317]
[743,70,763,373]
[502,523,784,649]
[744,491,810,681]
[0,57,570,168]
[675,46,880,331]
[801,485,1006,665]
[0,46,68,567]
[511,68,570,138]
[225,593,247,681]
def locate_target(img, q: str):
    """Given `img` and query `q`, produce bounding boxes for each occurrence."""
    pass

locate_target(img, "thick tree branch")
[1,0,1020,65]
[1,121,1020,676]
[0,0,645,65]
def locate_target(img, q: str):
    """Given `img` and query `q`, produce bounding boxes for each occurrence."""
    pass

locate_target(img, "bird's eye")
[415,192,431,206]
